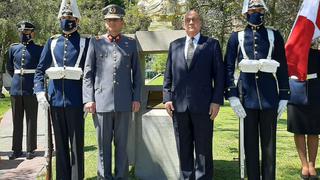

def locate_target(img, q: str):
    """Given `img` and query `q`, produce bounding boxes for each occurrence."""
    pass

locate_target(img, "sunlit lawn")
[0,75,308,179]
[0,93,10,121]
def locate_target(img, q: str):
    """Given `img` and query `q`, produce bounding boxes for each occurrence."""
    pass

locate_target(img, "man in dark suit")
[163,9,224,180]
[7,21,43,159]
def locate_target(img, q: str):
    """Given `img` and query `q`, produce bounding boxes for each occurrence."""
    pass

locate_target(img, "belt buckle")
[20,68,24,75]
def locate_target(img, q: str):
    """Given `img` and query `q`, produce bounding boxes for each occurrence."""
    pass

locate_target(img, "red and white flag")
[285,0,320,81]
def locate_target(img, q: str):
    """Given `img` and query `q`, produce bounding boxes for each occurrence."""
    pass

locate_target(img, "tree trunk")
[269,0,277,26]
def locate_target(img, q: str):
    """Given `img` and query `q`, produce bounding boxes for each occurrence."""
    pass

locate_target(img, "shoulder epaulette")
[10,43,19,46]
[50,34,61,39]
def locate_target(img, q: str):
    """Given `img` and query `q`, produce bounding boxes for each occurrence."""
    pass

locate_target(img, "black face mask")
[247,12,265,26]
[19,33,32,43]
[60,19,77,32]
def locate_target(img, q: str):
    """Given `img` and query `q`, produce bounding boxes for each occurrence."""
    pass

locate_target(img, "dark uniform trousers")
[51,107,84,180]
[93,112,130,180]
[173,109,214,180]
[11,95,38,153]
[244,108,277,180]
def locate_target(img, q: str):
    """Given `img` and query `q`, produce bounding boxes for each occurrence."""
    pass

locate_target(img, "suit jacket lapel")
[189,35,207,70]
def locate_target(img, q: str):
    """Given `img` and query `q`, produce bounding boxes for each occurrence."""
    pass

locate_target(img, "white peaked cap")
[57,0,81,19]
[242,0,269,15]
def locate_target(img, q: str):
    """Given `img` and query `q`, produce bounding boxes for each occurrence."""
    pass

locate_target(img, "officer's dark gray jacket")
[83,35,142,112]
[224,25,290,110]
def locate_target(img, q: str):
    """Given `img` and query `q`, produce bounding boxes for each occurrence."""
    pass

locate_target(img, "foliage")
[150,54,167,74]
[0,0,149,52]
[188,0,303,51]
[123,3,151,33]
[0,93,10,121]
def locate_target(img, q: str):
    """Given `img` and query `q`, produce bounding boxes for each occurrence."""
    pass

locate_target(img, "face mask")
[19,33,32,43]
[247,12,264,26]
[60,19,77,32]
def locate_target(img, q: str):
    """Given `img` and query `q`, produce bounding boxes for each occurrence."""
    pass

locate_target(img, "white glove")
[36,92,49,110]
[259,59,280,73]
[277,100,288,120]
[239,59,260,73]
[229,96,247,119]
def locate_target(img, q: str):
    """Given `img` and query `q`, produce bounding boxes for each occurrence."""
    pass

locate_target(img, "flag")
[285,0,320,81]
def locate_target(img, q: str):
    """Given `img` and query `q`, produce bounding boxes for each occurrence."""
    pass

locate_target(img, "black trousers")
[11,95,38,152]
[244,108,277,180]
[173,109,213,180]
[51,107,84,180]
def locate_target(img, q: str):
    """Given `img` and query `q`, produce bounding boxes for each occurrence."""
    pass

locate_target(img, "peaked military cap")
[102,4,125,19]
[17,21,35,31]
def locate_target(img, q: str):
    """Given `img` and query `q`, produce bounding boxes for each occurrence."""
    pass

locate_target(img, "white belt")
[307,73,318,80]
[14,69,36,74]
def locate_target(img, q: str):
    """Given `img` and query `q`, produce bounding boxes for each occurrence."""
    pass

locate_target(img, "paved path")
[0,107,50,179]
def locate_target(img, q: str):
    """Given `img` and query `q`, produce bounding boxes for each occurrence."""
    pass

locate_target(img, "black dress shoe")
[8,151,22,160]
[309,175,319,180]
[0,93,5,98]
[26,151,35,159]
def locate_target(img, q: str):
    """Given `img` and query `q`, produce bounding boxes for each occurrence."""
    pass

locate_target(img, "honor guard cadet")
[224,0,290,179]
[6,21,43,160]
[34,0,89,179]
[83,4,141,180]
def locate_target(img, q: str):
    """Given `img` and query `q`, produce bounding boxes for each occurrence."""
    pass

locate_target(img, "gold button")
[256,76,259,79]
[254,37,258,40]
[254,44,258,47]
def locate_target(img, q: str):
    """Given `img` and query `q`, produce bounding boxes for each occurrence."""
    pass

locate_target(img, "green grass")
[146,75,164,85]
[214,102,303,180]
[50,105,306,180]
[0,93,11,121]
[52,116,138,179]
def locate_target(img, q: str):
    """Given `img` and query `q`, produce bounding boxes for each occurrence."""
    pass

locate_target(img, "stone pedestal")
[134,109,180,180]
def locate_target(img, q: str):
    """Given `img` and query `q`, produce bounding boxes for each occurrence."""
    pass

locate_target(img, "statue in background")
[138,0,187,30]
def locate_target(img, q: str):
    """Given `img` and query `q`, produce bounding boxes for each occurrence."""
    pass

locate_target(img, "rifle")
[238,79,246,180]
[44,77,53,180]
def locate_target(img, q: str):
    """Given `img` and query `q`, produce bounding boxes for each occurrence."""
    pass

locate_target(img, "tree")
[151,54,167,74]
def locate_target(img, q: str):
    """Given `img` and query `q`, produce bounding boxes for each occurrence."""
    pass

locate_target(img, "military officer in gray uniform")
[34,0,89,179]
[83,4,141,180]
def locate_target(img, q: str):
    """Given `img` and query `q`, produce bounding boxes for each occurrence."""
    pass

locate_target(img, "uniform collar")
[246,24,265,31]
[63,31,79,38]
[22,40,34,46]
[107,34,121,43]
